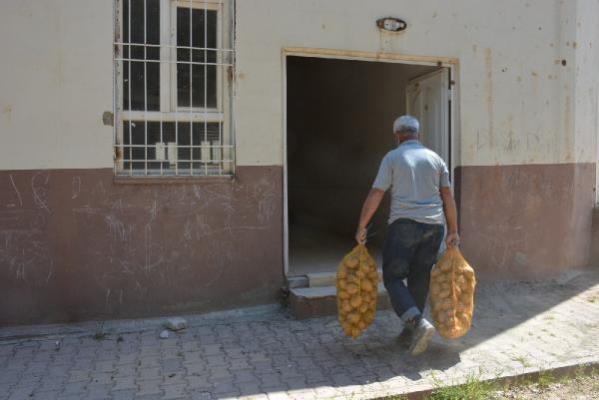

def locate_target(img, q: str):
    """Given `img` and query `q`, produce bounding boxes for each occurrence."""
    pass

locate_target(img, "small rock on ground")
[164,317,188,331]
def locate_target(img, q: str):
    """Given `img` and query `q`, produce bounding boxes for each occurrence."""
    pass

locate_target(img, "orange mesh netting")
[429,247,476,339]
[336,244,379,339]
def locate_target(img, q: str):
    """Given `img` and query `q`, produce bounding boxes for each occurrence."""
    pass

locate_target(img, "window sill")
[113,174,235,185]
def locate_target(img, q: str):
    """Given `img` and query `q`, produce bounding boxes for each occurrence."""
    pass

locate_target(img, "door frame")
[281,47,460,277]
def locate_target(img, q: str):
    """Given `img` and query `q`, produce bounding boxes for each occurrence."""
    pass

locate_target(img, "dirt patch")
[489,374,599,399]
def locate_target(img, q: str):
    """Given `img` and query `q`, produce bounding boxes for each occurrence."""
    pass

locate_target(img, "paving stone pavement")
[1,268,599,400]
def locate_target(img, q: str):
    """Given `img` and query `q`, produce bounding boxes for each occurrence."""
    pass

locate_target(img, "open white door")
[406,68,451,166]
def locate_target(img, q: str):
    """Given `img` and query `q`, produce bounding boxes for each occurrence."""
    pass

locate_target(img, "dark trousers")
[382,218,444,322]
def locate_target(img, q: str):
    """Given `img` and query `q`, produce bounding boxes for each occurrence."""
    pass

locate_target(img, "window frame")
[113,0,234,178]
[169,1,223,114]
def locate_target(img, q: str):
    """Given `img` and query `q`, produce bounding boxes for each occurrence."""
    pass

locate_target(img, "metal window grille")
[113,0,234,177]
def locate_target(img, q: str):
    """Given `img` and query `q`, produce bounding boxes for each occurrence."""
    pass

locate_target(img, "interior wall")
[287,57,439,244]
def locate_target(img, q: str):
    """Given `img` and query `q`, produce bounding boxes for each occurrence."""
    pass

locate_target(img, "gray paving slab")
[1,268,599,399]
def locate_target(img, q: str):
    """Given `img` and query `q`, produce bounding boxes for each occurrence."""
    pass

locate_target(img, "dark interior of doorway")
[286,56,439,276]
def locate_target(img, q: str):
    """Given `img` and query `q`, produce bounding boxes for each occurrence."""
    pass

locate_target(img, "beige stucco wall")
[574,0,599,169]
[235,0,599,167]
[0,0,598,170]
[0,1,114,170]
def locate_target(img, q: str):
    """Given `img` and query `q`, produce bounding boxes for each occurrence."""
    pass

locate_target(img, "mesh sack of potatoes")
[336,244,379,339]
[429,247,476,339]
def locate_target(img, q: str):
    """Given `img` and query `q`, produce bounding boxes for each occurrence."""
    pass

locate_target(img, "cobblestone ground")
[1,269,599,400]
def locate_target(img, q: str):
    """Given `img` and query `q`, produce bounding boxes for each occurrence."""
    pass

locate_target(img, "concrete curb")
[370,358,599,400]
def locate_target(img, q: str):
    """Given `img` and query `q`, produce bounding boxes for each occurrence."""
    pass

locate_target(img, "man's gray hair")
[393,115,420,135]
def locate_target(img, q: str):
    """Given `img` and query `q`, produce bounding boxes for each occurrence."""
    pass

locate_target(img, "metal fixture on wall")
[376,17,407,32]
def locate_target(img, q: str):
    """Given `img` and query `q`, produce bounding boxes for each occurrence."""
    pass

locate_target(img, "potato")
[350,296,362,309]
[361,280,374,293]
[346,256,359,269]
[456,312,469,323]
[348,275,361,285]
[341,300,352,313]
[337,267,348,279]
[440,299,453,310]
[347,284,359,295]
[348,313,360,324]
[456,303,469,312]
[460,286,474,295]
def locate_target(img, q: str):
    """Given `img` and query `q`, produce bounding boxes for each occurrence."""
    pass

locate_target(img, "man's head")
[393,115,420,143]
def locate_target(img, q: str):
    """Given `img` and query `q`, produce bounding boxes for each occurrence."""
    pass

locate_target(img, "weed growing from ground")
[428,376,495,400]
[513,355,532,368]
[536,369,555,389]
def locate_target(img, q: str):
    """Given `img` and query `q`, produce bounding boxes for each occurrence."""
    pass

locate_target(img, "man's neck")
[398,136,419,145]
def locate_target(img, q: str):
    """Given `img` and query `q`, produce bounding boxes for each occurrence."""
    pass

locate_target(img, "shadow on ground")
[1,267,598,400]
[227,266,599,397]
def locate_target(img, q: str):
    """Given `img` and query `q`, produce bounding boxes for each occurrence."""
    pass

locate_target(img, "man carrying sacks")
[355,115,460,356]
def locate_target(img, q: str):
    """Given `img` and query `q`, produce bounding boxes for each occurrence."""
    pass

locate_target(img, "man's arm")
[440,186,460,247]
[355,188,386,244]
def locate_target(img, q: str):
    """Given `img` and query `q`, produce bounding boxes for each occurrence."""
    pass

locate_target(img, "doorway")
[285,54,452,278]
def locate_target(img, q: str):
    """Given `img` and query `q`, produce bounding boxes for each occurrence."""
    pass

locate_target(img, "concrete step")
[286,275,309,289]
[304,269,384,287]
[289,283,391,319]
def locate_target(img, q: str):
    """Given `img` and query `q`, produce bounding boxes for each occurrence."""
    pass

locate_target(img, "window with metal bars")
[113,0,234,177]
